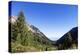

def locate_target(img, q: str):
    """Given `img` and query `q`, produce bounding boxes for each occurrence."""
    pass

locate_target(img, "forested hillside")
[56,27,78,50]
[9,11,55,53]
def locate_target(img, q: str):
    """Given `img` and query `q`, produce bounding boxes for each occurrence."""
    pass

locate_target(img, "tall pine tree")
[11,11,28,45]
[16,11,28,45]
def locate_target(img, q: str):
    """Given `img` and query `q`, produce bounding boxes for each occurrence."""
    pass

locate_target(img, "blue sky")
[10,1,78,41]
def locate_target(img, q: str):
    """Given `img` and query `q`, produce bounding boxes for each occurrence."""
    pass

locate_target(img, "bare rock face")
[9,16,17,23]
[27,24,36,33]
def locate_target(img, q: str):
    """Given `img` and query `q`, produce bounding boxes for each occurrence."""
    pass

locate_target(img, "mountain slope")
[9,11,55,53]
[56,27,78,50]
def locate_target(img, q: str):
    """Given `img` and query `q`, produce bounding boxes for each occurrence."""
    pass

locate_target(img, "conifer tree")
[16,11,28,45]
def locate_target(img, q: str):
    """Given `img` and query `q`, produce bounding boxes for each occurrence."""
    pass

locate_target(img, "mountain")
[9,15,55,53]
[56,27,78,50]
[10,16,53,44]
[30,25,54,44]
[10,16,53,42]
